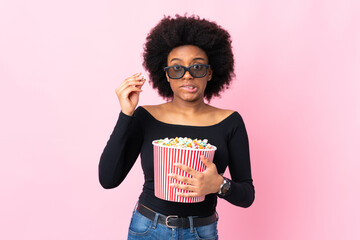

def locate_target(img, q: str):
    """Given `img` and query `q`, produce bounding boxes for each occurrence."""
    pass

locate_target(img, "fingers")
[173,157,212,176]
[169,180,200,198]
[173,163,197,177]
[116,73,146,94]
[168,168,200,198]
[124,72,145,84]
[175,191,199,198]
[117,73,145,91]
[119,84,143,98]
[168,157,218,198]
[115,73,147,116]
[169,182,202,198]
[168,173,195,185]
[169,182,195,191]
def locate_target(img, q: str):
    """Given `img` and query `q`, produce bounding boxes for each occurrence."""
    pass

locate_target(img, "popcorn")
[152,137,217,203]
[153,137,215,149]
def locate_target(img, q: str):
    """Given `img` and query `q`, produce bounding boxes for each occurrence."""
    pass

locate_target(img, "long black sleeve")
[98,112,143,189]
[219,115,255,207]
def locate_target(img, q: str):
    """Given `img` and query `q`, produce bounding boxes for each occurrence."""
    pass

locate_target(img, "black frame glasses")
[164,64,211,79]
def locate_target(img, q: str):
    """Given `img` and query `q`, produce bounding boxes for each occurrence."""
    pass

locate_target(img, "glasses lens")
[189,64,207,77]
[168,66,184,79]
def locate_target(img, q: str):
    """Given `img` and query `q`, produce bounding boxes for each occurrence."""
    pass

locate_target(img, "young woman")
[99,15,255,240]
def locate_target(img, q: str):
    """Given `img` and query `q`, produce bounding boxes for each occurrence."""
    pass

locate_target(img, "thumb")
[200,155,212,168]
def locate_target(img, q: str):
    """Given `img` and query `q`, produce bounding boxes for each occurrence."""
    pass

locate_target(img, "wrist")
[217,175,231,197]
[215,174,224,194]
[121,109,134,116]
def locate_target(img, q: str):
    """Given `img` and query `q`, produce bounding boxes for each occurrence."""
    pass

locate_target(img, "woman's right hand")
[115,73,146,116]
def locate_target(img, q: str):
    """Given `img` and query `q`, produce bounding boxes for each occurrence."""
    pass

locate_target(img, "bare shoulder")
[141,104,166,118]
[206,105,235,122]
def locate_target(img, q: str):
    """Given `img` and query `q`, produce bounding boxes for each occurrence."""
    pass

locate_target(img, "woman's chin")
[177,95,204,103]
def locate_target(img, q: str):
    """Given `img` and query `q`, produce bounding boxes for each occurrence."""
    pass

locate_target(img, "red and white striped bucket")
[152,141,217,203]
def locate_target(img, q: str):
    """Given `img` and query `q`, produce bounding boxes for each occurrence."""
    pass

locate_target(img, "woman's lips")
[181,85,198,93]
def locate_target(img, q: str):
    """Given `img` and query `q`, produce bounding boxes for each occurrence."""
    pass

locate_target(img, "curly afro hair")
[143,15,235,101]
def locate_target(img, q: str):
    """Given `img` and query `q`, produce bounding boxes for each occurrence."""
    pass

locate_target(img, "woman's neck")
[167,98,209,115]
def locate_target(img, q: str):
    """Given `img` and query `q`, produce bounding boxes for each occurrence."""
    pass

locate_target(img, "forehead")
[167,45,208,63]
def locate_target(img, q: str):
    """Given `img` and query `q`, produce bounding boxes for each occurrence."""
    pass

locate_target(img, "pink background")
[1,1,359,239]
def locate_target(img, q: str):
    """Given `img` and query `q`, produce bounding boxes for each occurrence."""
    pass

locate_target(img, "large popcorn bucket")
[152,141,217,203]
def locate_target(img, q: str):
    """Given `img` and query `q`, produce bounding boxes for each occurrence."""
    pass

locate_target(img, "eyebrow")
[169,57,206,63]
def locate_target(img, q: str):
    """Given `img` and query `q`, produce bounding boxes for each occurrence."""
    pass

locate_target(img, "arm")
[220,114,255,207]
[98,111,143,189]
[99,73,146,189]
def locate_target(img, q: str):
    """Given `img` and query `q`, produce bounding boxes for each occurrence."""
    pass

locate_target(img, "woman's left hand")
[168,156,224,198]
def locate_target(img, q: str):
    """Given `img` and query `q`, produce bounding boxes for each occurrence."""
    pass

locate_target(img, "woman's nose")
[182,69,193,80]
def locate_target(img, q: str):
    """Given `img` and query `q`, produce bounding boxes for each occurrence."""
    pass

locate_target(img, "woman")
[99,15,255,240]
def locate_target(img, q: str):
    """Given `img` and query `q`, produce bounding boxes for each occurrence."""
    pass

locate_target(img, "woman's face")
[166,45,212,103]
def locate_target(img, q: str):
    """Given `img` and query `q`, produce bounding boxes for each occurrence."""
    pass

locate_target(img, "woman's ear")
[165,72,170,82]
[208,69,213,81]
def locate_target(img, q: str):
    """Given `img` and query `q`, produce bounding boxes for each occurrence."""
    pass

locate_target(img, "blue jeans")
[127,209,219,240]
